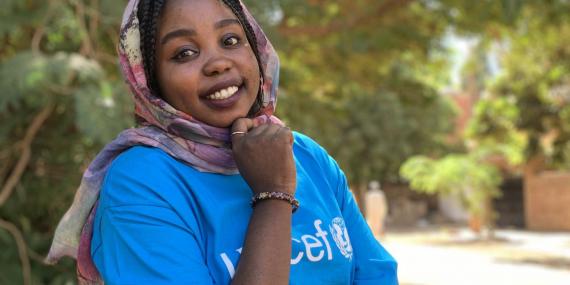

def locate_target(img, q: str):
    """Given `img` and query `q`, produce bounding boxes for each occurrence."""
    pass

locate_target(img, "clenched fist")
[231,118,296,195]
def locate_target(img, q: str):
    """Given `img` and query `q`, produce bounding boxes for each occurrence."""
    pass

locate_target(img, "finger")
[253,115,272,126]
[231,118,256,133]
[247,122,271,137]
[231,118,255,144]
[263,124,282,139]
[247,124,280,143]
[273,126,293,145]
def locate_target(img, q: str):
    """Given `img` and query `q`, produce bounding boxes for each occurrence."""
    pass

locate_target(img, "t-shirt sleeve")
[295,133,398,284]
[93,204,214,285]
[91,147,214,285]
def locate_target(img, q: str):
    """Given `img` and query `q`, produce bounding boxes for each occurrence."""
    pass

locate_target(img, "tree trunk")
[483,194,496,240]
[523,154,545,229]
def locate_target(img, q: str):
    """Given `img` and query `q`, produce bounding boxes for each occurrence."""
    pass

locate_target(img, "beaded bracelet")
[251,192,300,213]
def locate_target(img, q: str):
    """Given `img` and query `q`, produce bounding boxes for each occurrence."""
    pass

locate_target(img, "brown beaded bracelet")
[250,192,300,213]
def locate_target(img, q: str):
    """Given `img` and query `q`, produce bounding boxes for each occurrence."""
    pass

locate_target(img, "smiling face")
[155,0,261,128]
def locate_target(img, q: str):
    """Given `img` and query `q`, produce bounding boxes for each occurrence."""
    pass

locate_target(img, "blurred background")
[0,0,569,284]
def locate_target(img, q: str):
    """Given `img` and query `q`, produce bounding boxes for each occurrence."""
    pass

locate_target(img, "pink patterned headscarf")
[46,0,281,283]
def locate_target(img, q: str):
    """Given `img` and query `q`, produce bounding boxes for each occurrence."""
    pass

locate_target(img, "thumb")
[231,118,256,144]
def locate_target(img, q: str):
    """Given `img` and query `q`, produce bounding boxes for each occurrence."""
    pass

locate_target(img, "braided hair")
[137,0,264,116]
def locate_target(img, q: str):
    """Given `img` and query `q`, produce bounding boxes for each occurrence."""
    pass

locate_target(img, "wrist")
[251,199,295,213]
[251,191,300,213]
[252,185,296,196]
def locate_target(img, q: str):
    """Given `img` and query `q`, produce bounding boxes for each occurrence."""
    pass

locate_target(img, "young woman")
[47,0,398,284]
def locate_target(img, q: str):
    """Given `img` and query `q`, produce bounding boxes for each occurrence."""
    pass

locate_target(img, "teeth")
[206,86,239,100]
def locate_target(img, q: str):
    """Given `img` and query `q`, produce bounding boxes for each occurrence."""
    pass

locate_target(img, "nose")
[203,54,233,77]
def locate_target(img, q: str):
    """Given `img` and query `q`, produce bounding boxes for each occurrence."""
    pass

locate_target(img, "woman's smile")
[155,0,261,128]
[200,78,245,108]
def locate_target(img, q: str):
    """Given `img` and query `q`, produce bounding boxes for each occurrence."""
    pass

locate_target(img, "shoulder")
[111,145,173,169]
[106,145,180,188]
[292,131,319,148]
[100,146,187,207]
[292,131,328,160]
[292,131,343,177]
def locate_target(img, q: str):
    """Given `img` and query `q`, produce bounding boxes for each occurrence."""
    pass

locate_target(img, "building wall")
[525,171,570,231]
[382,183,438,226]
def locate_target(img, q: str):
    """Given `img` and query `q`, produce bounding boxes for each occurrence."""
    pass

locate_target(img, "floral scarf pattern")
[46,0,281,283]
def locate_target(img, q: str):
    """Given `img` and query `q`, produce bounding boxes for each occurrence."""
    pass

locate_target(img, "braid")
[136,0,264,114]
[137,0,166,94]
[220,0,265,115]
[220,0,262,65]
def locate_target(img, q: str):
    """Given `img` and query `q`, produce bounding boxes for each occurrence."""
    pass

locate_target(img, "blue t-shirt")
[91,132,398,284]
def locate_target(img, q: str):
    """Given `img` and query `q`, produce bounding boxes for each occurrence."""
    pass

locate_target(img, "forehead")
[159,0,237,29]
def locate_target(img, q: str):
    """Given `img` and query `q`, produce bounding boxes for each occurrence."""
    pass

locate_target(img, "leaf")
[0,52,48,110]
[74,81,133,144]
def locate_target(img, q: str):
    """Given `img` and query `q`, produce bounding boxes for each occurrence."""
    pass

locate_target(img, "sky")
[444,31,502,90]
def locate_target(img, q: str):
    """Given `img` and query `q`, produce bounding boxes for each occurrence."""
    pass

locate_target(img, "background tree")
[1,0,568,283]
[247,0,458,207]
[0,0,131,283]
[467,9,570,170]
[399,0,569,237]
[400,153,502,238]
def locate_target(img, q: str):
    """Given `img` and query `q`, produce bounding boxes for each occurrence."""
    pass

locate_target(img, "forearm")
[231,199,292,285]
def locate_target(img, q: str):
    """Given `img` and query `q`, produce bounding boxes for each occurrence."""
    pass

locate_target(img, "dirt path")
[381,227,570,285]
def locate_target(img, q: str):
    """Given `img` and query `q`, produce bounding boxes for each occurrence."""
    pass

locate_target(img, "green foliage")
[269,0,458,185]
[0,0,567,283]
[466,96,527,165]
[401,154,502,216]
[332,71,456,183]
[0,0,132,283]
[1,52,101,109]
[466,2,570,169]
[73,80,134,144]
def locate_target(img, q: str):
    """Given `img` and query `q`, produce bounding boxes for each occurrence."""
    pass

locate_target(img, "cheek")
[158,64,199,103]
[250,53,261,80]
[237,46,260,79]
[167,66,190,88]
[244,54,261,90]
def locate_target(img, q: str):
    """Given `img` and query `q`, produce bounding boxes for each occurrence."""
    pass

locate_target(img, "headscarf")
[46,0,281,283]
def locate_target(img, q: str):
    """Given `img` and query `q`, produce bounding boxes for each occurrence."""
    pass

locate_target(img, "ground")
[381,226,570,285]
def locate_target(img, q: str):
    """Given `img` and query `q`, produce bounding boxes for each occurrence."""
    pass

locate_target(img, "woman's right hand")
[231,118,296,195]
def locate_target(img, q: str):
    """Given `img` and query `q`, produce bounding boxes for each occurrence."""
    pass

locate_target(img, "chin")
[196,103,255,128]
[208,115,242,128]
[211,121,233,128]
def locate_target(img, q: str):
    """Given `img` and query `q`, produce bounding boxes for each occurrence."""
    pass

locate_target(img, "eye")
[222,35,240,47]
[173,48,198,61]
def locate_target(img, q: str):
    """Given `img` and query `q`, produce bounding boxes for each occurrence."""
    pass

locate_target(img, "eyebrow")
[161,28,196,45]
[214,18,241,29]
[160,19,241,46]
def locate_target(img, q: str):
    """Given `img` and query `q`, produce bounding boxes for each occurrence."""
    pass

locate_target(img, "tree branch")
[95,51,118,65]
[31,0,56,54]
[278,0,416,37]
[0,218,31,285]
[72,0,95,57]
[0,103,54,206]
[88,0,100,53]
[0,145,16,187]
[106,27,120,53]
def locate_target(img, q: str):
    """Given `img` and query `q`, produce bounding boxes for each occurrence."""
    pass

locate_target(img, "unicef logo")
[329,217,353,259]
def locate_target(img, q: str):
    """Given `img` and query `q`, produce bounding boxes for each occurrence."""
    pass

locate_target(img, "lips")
[200,78,245,109]
[200,79,244,99]
[206,86,239,100]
